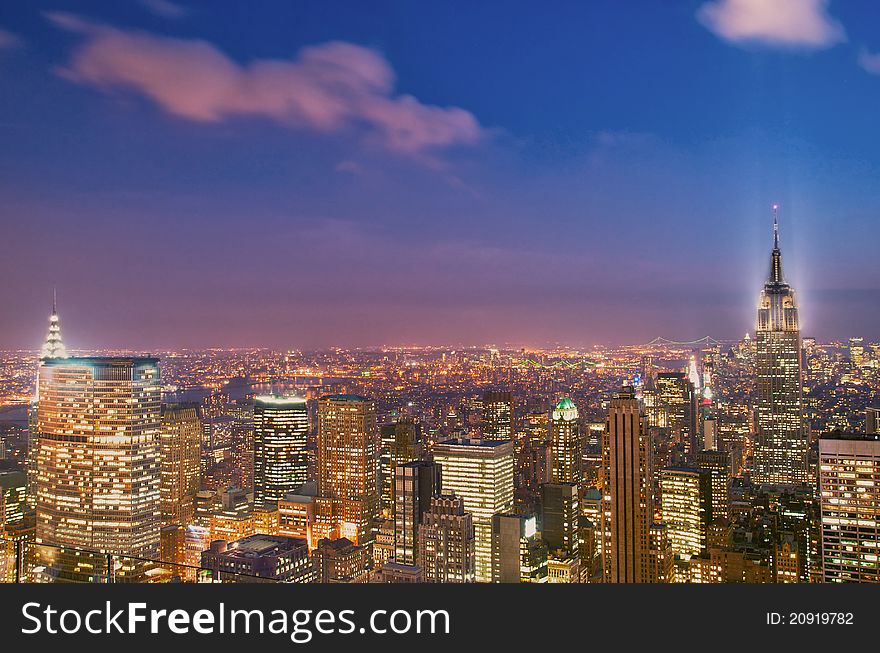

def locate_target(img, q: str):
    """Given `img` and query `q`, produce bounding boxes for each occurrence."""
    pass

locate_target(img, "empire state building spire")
[40,288,67,359]
[768,203,784,284]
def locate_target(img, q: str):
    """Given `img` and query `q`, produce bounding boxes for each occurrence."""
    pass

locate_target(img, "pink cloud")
[697,0,845,50]
[46,12,486,157]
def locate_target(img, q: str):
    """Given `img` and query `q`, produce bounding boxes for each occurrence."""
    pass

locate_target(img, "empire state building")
[752,207,807,486]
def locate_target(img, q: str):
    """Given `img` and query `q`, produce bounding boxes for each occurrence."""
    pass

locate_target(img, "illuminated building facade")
[36,357,162,562]
[659,467,711,558]
[393,460,441,565]
[482,391,513,441]
[602,388,659,583]
[753,211,806,485]
[819,431,880,583]
[655,372,698,454]
[159,403,201,527]
[418,494,475,583]
[379,419,423,518]
[550,397,581,484]
[693,449,731,522]
[433,438,514,582]
[253,396,309,507]
[317,395,380,547]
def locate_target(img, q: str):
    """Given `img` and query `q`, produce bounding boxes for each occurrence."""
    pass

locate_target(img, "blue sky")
[1,1,879,349]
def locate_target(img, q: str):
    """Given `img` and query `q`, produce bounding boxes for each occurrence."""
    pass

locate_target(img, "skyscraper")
[433,438,514,582]
[418,495,475,583]
[602,388,659,583]
[159,403,202,527]
[379,419,423,518]
[317,394,380,547]
[253,396,309,507]
[659,467,712,559]
[693,449,731,523]
[36,357,162,561]
[393,460,441,565]
[655,372,698,455]
[753,207,806,486]
[550,397,582,484]
[818,430,880,583]
[482,391,513,441]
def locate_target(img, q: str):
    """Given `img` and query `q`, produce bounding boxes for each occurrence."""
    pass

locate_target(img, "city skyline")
[3,2,880,349]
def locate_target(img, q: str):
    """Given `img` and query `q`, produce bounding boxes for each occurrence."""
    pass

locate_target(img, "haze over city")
[2,1,880,349]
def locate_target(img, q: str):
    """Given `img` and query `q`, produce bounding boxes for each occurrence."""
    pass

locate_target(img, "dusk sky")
[2,1,880,350]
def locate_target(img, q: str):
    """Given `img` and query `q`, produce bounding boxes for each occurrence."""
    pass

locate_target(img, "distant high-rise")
[433,438,514,582]
[482,391,513,441]
[317,395,380,547]
[379,419,423,518]
[693,449,731,523]
[393,460,441,565]
[602,388,660,583]
[655,372,698,454]
[418,495,475,583]
[159,403,201,527]
[818,431,880,583]
[753,207,806,486]
[36,357,162,561]
[253,396,309,507]
[550,397,582,484]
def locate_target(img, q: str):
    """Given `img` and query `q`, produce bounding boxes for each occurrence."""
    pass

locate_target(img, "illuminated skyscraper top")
[40,290,67,359]
[753,205,806,486]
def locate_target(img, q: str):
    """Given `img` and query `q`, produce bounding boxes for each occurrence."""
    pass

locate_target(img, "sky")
[1,0,880,350]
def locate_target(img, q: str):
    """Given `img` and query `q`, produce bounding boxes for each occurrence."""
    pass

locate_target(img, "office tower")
[693,449,731,522]
[849,337,865,369]
[253,396,309,507]
[317,395,380,547]
[655,372,698,454]
[313,537,371,583]
[516,411,551,512]
[602,388,658,583]
[540,482,579,557]
[433,438,514,582]
[550,397,582,484]
[659,467,712,558]
[753,209,806,486]
[159,403,201,527]
[482,391,513,441]
[379,419,423,518]
[818,431,880,583]
[229,399,255,490]
[393,460,441,565]
[202,535,315,582]
[866,408,880,435]
[418,495,476,583]
[492,513,547,583]
[36,357,162,562]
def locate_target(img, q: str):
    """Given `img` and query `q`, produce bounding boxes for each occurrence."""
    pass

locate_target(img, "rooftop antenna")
[772,203,779,249]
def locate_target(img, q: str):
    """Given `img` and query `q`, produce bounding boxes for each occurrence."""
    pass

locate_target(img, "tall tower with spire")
[752,205,806,485]
[40,289,67,359]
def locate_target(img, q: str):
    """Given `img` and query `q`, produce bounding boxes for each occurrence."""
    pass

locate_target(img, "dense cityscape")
[1,218,878,585]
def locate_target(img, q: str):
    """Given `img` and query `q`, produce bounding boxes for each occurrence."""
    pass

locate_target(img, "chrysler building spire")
[40,288,67,359]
